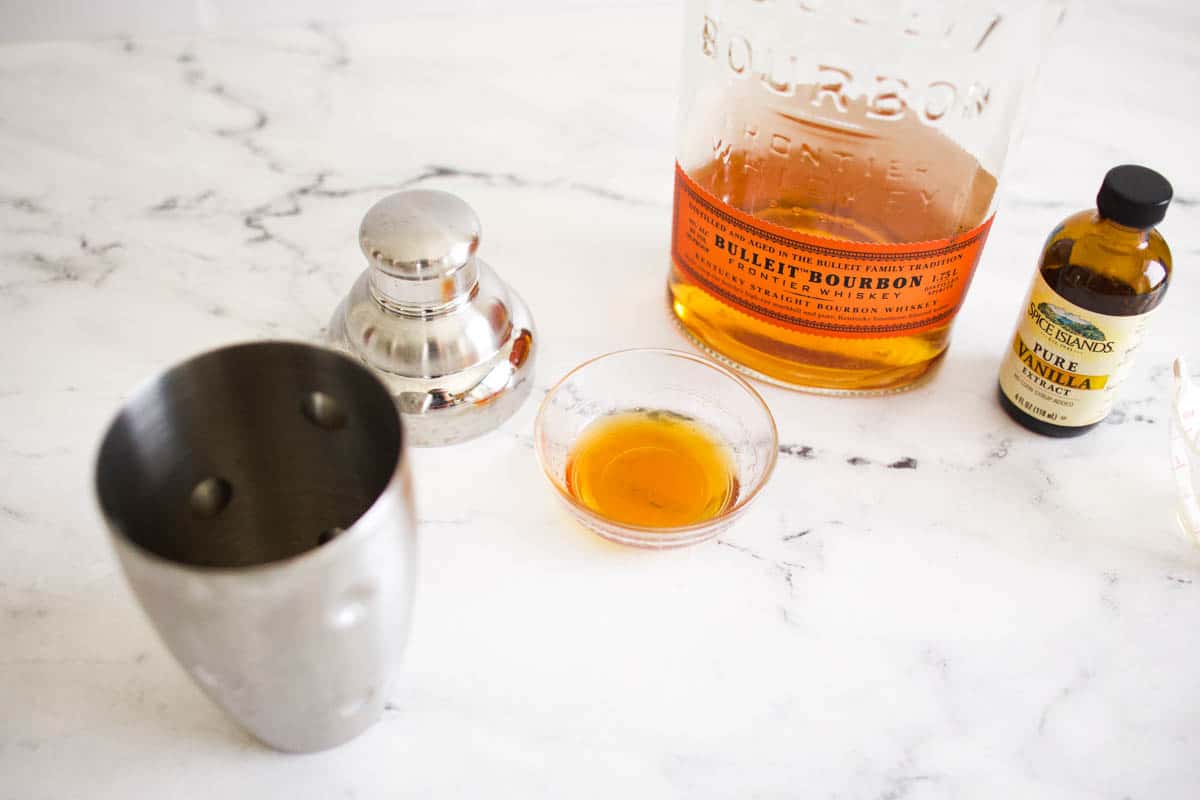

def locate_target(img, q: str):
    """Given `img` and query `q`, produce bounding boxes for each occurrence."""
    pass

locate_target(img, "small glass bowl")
[535,348,778,549]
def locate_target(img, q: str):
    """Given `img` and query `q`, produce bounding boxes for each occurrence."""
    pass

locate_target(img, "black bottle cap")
[1096,164,1173,229]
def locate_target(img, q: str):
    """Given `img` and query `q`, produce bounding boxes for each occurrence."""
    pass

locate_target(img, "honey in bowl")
[564,409,738,528]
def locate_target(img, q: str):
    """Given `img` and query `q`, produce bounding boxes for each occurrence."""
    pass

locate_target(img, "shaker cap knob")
[359,190,481,279]
[359,190,482,310]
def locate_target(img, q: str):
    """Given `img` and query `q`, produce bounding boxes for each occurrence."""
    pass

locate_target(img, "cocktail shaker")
[328,190,537,446]
[95,341,416,752]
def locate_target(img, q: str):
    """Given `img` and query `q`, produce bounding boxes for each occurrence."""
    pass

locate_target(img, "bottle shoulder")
[1044,211,1171,260]
[1037,210,1171,315]
[1146,227,1172,268]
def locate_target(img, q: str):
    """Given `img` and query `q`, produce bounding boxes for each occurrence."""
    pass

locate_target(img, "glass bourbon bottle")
[669,0,1064,394]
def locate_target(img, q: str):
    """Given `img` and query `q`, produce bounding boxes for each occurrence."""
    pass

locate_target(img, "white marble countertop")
[3,3,1199,797]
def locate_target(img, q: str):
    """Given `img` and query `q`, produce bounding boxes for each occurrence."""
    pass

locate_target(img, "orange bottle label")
[671,163,994,339]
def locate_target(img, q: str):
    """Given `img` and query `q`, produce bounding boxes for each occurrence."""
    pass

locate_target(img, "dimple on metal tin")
[328,190,537,446]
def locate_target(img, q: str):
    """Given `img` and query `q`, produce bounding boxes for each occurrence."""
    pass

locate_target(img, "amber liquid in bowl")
[565,409,738,528]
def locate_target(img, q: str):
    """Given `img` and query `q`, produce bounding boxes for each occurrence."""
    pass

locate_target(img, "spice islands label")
[999,272,1149,427]
[670,162,994,339]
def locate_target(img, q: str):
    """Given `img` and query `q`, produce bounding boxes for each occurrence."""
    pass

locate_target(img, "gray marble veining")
[1,4,1198,798]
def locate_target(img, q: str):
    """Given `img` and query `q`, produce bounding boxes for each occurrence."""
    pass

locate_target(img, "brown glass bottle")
[998,165,1173,436]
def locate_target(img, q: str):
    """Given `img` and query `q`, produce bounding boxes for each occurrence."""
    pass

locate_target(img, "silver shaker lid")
[328,190,537,447]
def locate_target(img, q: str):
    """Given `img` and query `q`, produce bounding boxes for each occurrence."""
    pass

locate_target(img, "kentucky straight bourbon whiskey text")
[664,1,1052,394]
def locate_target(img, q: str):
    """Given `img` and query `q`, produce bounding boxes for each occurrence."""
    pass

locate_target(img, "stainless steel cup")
[95,341,416,753]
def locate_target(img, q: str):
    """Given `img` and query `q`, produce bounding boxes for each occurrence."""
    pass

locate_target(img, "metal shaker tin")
[328,190,536,446]
[95,341,416,753]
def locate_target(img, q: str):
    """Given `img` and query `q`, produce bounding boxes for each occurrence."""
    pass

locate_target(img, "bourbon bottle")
[669,0,1063,394]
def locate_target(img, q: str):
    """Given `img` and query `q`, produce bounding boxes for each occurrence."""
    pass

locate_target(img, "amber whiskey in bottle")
[670,120,997,393]
[668,1,1063,394]
[998,165,1174,436]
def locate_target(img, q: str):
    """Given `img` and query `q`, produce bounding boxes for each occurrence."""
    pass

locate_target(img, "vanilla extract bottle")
[998,165,1174,437]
